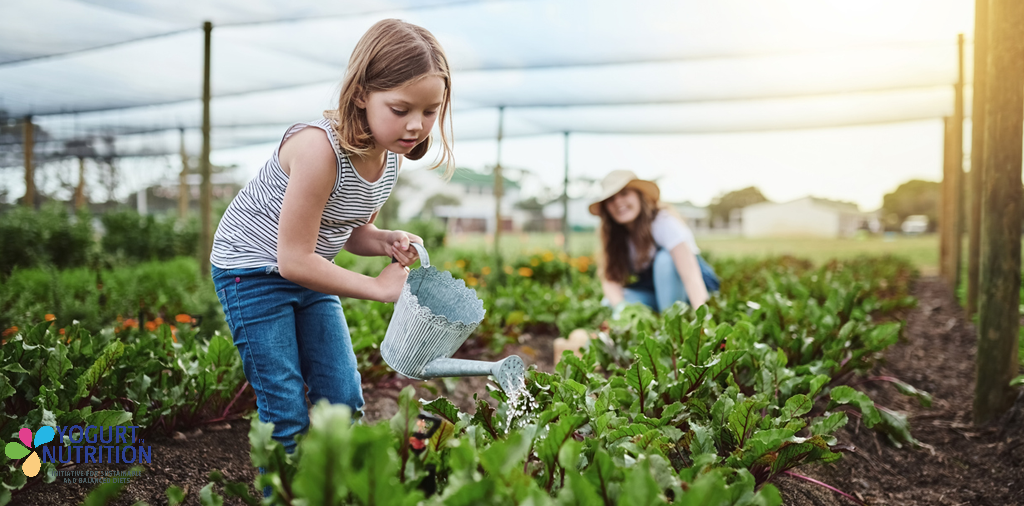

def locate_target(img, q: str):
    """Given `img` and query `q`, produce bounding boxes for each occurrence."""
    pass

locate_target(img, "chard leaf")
[828,386,881,427]
[422,397,462,424]
[469,399,503,441]
[689,423,716,457]
[810,412,849,440]
[76,341,125,399]
[780,394,812,419]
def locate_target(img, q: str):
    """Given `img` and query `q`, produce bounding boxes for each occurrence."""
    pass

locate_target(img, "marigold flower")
[542,252,555,262]
[518,267,534,277]
[144,321,158,332]
[456,259,466,269]
[123,318,138,330]
[481,266,491,275]
[175,314,192,324]
[530,258,540,267]
[504,265,514,275]
[153,317,164,326]
[2,326,18,338]
[44,314,56,322]
[465,276,479,287]
[59,328,65,335]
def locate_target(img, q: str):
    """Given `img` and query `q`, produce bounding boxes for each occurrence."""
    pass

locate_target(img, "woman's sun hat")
[588,170,660,216]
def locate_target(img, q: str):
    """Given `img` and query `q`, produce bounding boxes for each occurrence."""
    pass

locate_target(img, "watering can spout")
[421,355,526,394]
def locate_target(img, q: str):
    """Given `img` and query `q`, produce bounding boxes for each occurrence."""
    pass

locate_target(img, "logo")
[4,427,55,477]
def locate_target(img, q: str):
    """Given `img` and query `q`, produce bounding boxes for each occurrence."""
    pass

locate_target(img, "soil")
[11,277,1023,505]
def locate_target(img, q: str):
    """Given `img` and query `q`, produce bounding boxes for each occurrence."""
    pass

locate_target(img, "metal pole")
[968,3,989,317]
[974,0,1023,425]
[22,116,34,208]
[562,131,570,254]
[200,21,213,276]
[74,157,86,210]
[179,128,189,220]
[494,106,504,266]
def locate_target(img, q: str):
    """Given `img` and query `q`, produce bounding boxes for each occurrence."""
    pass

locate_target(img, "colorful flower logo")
[5,427,55,477]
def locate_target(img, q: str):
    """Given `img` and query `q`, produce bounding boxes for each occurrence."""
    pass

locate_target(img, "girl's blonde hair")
[325,19,454,178]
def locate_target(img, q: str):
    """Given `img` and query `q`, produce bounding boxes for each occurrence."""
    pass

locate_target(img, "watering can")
[380,243,526,394]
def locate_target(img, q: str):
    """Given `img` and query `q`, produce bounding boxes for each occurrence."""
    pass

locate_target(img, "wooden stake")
[940,116,955,287]
[974,0,1024,425]
[22,116,34,209]
[967,1,989,317]
[200,22,213,276]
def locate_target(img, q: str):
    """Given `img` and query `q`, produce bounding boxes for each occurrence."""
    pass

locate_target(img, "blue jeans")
[212,265,364,453]
[622,250,720,313]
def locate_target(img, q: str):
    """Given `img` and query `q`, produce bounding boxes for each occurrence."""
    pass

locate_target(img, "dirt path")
[12,277,1023,505]
[778,277,1024,505]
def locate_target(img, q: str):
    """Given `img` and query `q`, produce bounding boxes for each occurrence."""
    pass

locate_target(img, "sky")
[0,0,982,211]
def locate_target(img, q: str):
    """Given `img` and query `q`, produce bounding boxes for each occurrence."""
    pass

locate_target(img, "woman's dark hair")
[598,188,659,284]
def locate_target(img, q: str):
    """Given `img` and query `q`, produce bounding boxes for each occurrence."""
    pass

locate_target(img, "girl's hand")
[375,262,411,302]
[384,230,424,267]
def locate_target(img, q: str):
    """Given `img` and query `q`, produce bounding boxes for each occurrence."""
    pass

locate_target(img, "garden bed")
[10,277,1024,505]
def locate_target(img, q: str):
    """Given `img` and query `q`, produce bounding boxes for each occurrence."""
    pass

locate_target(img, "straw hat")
[588,170,660,216]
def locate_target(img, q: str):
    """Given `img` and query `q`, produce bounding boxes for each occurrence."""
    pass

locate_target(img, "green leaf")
[469,399,503,440]
[86,410,132,430]
[828,386,881,427]
[199,483,224,506]
[889,378,933,408]
[624,360,655,413]
[689,424,716,457]
[781,394,813,419]
[166,485,186,506]
[616,458,661,506]
[539,415,586,474]
[728,398,767,447]
[479,428,533,477]
[810,412,849,440]
[606,424,650,443]
[76,341,125,398]
[422,397,462,424]
[2,363,29,374]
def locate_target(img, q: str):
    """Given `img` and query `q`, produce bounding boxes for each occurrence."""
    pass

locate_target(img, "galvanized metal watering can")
[381,243,525,394]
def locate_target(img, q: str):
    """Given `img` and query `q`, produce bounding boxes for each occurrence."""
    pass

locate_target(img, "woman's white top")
[211,118,399,269]
[629,210,701,269]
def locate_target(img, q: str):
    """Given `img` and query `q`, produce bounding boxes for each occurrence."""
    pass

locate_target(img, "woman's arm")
[276,129,408,302]
[601,276,627,307]
[669,242,709,308]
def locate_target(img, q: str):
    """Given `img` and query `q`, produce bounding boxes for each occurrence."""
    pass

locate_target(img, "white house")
[396,167,528,233]
[740,197,878,238]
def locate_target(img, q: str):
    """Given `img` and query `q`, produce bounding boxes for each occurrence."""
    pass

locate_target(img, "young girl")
[591,170,720,314]
[210,19,454,456]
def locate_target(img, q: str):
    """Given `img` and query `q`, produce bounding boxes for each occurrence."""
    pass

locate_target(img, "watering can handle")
[410,242,430,268]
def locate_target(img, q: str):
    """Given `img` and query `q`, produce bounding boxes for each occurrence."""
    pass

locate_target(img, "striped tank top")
[211,117,398,269]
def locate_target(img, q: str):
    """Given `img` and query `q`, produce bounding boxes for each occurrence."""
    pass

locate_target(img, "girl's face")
[604,187,642,225]
[358,76,445,155]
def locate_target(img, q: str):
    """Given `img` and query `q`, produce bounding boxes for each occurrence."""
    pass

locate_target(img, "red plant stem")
[221,381,250,419]
[782,470,864,505]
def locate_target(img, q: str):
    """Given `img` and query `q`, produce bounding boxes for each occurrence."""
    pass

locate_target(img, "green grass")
[445,232,941,272]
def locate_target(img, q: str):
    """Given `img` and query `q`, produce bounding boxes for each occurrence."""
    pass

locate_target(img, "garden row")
[75,254,923,505]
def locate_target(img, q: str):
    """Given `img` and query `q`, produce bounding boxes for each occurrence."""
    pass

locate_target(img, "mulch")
[11,277,1023,505]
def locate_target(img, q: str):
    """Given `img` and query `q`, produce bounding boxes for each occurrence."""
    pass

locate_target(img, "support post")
[493,106,504,266]
[562,131,570,254]
[953,33,965,290]
[22,116,34,208]
[200,21,213,276]
[939,116,955,286]
[968,2,989,317]
[974,0,1024,425]
[74,157,86,210]
[179,128,190,219]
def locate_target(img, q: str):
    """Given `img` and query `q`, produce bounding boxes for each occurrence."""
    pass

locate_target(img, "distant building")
[670,202,711,234]
[740,197,879,238]
[396,167,526,233]
[901,215,929,235]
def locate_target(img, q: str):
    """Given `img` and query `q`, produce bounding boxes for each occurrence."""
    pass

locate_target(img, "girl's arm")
[669,242,709,308]
[345,217,423,266]
[276,129,408,302]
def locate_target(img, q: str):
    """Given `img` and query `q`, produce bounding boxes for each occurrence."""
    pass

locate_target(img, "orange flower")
[44,314,56,322]
[465,276,479,287]
[2,326,18,338]
[481,266,492,275]
[455,259,467,269]
[518,267,533,277]
[59,328,65,335]
[504,265,514,275]
[542,252,555,262]
[123,319,139,330]
[153,317,164,326]
[144,321,158,332]
[175,314,192,324]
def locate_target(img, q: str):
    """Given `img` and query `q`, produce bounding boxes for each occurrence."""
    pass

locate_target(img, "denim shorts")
[212,265,364,455]
[621,250,721,313]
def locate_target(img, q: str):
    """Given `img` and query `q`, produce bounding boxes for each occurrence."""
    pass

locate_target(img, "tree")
[708,187,768,225]
[881,180,940,232]
[419,193,460,219]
